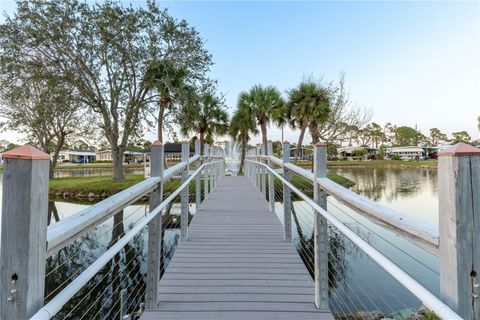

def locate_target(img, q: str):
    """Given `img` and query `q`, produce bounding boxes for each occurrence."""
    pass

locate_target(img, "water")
[285,167,440,316]
[54,167,144,178]
[0,167,440,317]
[224,140,241,175]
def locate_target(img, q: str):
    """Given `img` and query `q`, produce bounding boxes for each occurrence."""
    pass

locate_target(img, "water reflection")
[329,168,438,225]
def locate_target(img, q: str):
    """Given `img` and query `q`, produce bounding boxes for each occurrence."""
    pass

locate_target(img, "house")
[387,147,425,160]
[55,150,96,163]
[95,150,144,163]
[164,143,194,161]
[289,147,313,160]
[337,146,377,160]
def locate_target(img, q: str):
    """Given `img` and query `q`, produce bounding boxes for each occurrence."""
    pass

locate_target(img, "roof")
[66,151,96,156]
[1,145,50,160]
[338,146,377,152]
[164,143,194,153]
[388,146,424,152]
[439,143,480,156]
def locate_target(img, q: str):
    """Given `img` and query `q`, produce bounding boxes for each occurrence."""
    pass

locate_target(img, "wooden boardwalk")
[142,176,333,320]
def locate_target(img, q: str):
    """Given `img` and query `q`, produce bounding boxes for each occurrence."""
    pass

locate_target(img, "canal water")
[0,167,440,318]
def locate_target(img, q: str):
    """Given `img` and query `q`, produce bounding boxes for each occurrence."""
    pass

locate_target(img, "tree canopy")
[0,0,211,180]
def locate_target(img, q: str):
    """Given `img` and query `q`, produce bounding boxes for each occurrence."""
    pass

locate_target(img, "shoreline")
[49,173,356,201]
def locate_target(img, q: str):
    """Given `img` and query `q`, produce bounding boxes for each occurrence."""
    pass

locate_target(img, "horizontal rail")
[258,155,439,253]
[246,159,460,320]
[31,160,222,320]
[46,155,200,256]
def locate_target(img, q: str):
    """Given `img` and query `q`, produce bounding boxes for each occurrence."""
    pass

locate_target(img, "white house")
[387,146,425,160]
[55,150,96,163]
[337,146,377,160]
[96,150,144,163]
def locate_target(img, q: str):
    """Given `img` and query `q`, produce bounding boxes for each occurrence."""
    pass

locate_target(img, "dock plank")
[141,176,332,320]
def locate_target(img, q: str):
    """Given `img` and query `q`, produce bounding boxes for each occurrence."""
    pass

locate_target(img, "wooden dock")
[142,176,333,320]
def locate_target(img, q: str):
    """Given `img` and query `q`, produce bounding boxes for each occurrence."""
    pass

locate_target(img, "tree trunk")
[200,131,205,155]
[157,97,169,142]
[296,123,308,161]
[49,134,66,179]
[260,121,268,155]
[309,122,319,144]
[112,145,126,181]
[239,137,246,174]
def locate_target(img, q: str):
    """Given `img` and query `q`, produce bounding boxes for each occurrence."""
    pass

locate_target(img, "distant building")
[95,150,144,163]
[55,150,96,163]
[337,146,377,160]
[387,147,425,160]
[164,143,194,161]
[289,147,313,160]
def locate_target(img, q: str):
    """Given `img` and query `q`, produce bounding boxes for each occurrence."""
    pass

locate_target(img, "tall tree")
[0,0,211,180]
[239,85,284,154]
[179,89,229,154]
[0,74,88,178]
[144,61,188,143]
[315,73,371,144]
[287,80,330,157]
[428,128,448,146]
[366,123,385,148]
[229,101,258,174]
[451,131,472,144]
[392,126,425,146]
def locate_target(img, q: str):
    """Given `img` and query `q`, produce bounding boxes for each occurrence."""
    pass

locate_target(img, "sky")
[1,0,479,145]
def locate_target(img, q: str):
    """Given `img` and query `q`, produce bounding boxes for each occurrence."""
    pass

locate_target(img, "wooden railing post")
[145,140,164,309]
[268,141,275,213]
[0,146,50,320]
[260,144,266,199]
[439,143,480,319]
[313,142,329,310]
[204,144,209,196]
[209,146,214,192]
[180,141,189,241]
[282,141,292,242]
[256,146,261,190]
[195,140,201,213]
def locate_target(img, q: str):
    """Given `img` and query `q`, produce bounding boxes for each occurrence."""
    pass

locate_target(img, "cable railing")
[245,141,467,320]
[0,140,225,320]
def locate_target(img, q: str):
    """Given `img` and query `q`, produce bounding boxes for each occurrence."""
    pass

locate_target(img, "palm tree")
[230,99,258,174]
[179,91,229,154]
[239,85,285,154]
[145,60,188,142]
[287,81,330,158]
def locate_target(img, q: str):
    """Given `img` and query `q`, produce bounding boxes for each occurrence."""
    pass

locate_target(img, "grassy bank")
[291,159,437,168]
[49,172,355,201]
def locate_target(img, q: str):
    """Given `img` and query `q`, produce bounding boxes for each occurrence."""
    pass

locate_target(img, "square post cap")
[314,141,327,147]
[438,143,480,156]
[1,145,50,160]
[151,140,163,146]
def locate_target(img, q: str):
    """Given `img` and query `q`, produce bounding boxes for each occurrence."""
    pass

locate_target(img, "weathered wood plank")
[141,176,332,320]
[142,311,333,320]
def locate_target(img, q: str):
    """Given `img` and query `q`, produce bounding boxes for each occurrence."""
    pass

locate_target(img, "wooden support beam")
[181,142,189,241]
[0,145,50,319]
[195,140,201,213]
[439,143,480,319]
[268,141,275,213]
[313,142,329,310]
[282,142,292,242]
[145,141,164,309]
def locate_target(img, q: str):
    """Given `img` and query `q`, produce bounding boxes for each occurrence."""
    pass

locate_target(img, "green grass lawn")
[49,174,146,196]
[49,170,355,200]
